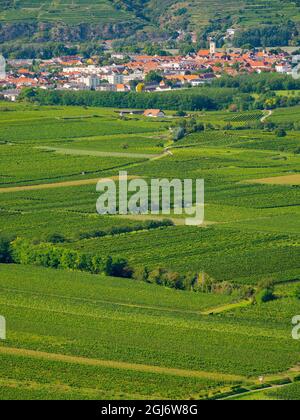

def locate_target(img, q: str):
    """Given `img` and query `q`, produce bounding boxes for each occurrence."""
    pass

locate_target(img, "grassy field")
[0,101,299,400]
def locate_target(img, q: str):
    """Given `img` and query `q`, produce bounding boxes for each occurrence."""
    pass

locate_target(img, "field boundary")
[244,174,300,186]
[201,300,251,315]
[0,175,138,193]
[0,346,247,383]
[37,146,159,160]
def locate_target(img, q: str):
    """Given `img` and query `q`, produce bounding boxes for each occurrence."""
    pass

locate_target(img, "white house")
[1,89,20,102]
[106,73,124,85]
[275,63,292,74]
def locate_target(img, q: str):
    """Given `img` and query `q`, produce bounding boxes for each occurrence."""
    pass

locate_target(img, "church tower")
[0,55,6,80]
[210,41,216,56]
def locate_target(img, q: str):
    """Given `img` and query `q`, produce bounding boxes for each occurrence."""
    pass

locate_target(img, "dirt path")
[244,174,300,186]
[201,300,251,316]
[0,175,137,194]
[0,346,246,382]
[37,146,159,160]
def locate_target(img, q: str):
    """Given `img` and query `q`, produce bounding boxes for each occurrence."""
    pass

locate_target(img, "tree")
[145,71,163,84]
[294,147,300,155]
[45,233,66,244]
[0,236,12,263]
[175,111,187,117]
[294,286,300,300]
[172,126,186,141]
[136,83,145,93]
[148,267,167,285]
[256,279,275,304]
[91,255,104,274]
[105,256,133,278]
[60,250,80,270]
[275,128,287,138]
[133,266,149,282]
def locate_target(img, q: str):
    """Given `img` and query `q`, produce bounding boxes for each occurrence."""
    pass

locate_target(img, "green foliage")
[1,264,300,401]
[44,233,66,244]
[294,285,300,300]
[0,235,12,263]
[105,256,133,278]
[172,126,186,141]
[10,237,108,276]
[275,128,287,138]
[233,23,297,48]
[145,71,163,84]
[19,87,242,112]
[267,382,300,400]
[256,279,276,304]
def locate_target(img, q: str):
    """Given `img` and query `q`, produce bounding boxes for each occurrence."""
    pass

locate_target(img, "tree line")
[212,73,300,94]
[0,235,284,302]
[18,72,300,112]
[18,87,250,112]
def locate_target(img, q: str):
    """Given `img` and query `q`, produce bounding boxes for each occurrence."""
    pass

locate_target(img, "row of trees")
[19,87,251,112]
[42,219,174,243]
[212,73,300,94]
[18,88,215,111]
[10,237,133,278]
[18,72,300,112]
[0,235,283,302]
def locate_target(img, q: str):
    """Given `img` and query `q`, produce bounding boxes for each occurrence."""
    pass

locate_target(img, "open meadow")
[0,102,299,400]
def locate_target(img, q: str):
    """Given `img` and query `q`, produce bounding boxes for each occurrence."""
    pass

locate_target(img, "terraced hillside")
[187,0,300,29]
[0,0,143,42]
[1,0,300,43]
[0,0,134,24]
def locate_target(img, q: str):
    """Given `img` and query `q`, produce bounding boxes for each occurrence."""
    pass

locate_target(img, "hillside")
[1,0,300,44]
[0,0,145,42]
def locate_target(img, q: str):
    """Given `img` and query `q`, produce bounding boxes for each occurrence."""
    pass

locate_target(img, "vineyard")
[0,265,300,400]
[0,102,299,400]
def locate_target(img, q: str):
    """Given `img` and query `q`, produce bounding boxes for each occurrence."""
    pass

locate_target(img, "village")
[0,41,297,102]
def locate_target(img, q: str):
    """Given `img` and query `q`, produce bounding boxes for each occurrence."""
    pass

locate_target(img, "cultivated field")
[0,102,299,400]
[0,265,300,400]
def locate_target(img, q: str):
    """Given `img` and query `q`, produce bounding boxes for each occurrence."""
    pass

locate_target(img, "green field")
[0,101,299,400]
[0,264,300,400]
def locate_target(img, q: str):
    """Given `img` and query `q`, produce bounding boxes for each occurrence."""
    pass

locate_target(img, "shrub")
[275,128,287,137]
[256,279,275,304]
[0,236,13,263]
[105,256,133,278]
[133,266,149,282]
[172,126,186,141]
[293,147,300,155]
[45,233,67,244]
[294,285,300,300]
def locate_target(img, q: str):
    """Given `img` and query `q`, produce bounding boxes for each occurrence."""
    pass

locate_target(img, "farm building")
[143,109,165,118]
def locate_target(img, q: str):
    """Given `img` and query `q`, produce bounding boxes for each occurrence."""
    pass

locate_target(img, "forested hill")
[1,0,300,46]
